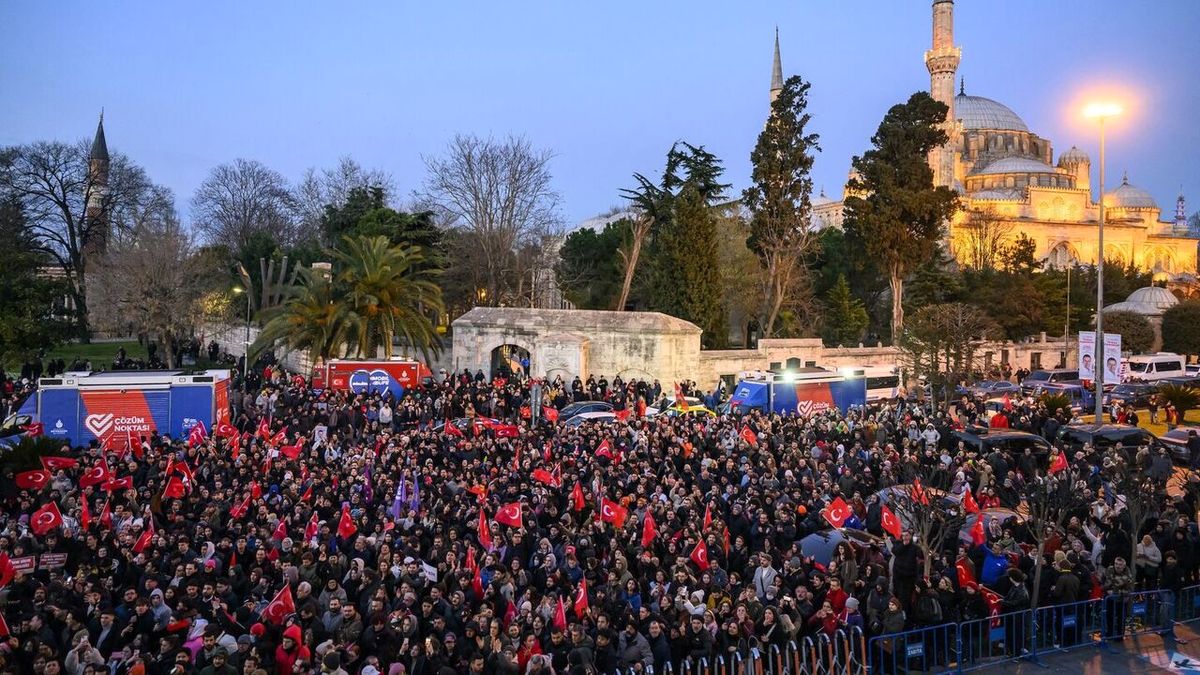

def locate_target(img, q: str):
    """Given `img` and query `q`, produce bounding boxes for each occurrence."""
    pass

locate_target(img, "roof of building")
[1104,174,1159,210]
[955,94,1030,132]
[1104,286,1179,316]
[969,188,1024,201]
[90,113,109,162]
[452,307,702,334]
[1057,146,1090,166]
[969,156,1058,176]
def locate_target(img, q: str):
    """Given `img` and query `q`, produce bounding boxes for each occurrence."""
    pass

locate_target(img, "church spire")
[770,27,784,103]
[90,110,109,163]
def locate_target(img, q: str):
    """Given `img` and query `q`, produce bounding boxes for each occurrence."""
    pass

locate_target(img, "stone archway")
[1045,241,1079,270]
[489,343,531,379]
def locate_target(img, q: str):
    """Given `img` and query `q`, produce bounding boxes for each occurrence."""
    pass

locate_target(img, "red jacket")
[275,625,310,675]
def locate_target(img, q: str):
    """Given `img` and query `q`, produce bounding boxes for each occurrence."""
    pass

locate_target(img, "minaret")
[1177,191,1188,231]
[924,0,960,188]
[84,111,110,263]
[770,27,784,106]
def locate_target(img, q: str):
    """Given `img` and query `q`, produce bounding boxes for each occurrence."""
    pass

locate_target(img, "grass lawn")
[1078,409,1197,436]
[44,340,148,369]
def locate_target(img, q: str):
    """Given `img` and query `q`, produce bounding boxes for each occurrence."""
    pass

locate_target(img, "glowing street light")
[1084,100,1121,421]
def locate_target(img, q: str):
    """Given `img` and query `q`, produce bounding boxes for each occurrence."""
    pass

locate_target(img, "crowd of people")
[1,363,1197,675]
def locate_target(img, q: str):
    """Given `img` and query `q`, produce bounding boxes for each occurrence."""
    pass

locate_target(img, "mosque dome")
[969,156,1057,176]
[1103,286,1179,316]
[954,94,1029,132]
[1104,174,1159,209]
[970,188,1023,201]
[811,189,833,207]
[1057,146,1090,167]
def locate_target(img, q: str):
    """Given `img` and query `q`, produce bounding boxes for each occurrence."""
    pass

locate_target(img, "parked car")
[874,485,961,530]
[950,429,1053,457]
[1037,382,1095,412]
[1020,369,1080,395]
[1157,426,1200,465]
[1186,365,1200,377]
[432,417,520,438]
[1055,424,1157,453]
[559,400,614,422]
[1104,383,1158,409]
[959,508,1027,547]
[646,395,704,417]
[563,411,617,429]
[1125,353,1185,383]
[1159,376,1200,388]
[958,380,1021,399]
[799,528,888,566]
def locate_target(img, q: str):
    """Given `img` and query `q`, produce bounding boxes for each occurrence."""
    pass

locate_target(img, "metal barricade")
[955,608,1033,671]
[767,644,783,675]
[1177,584,1200,623]
[699,657,710,675]
[801,637,819,675]
[1030,597,1104,656]
[749,647,764,675]
[817,633,834,674]
[844,626,868,675]
[866,622,956,675]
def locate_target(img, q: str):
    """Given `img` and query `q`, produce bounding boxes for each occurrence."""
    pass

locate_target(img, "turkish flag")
[465,546,478,574]
[187,421,208,447]
[41,456,79,471]
[79,461,111,488]
[880,504,902,539]
[300,482,313,502]
[132,518,155,553]
[230,495,251,521]
[600,498,628,528]
[614,408,631,422]
[531,468,557,487]
[595,439,614,459]
[216,421,238,439]
[250,481,262,500]
[280,444,301,460]
[269,427,289,446]
[262,585,296,624]
[472,566,484,598]
[15,470,50,491]
[571,482,586,512]
[443,420,464,437]
[690,539,710,571]
[0,611,8,638]
[641,511,657,549]
[256,418,271,440]
[31,501,64,536]
[703,504,713,530]
[979,586,1003,626]
[970,514,986,547]
[478,508,493,550]
[553,596,567,630]
[162,475,187,499]
[823,496,851,528]
[495,502,523,528]
[542,406,559,423]
[23,421,44,437]
[305,513,319,541]
[103,475,133,492]
[573,578,589,617]
[273,518,288,541]
[99,499,112,530]
[912,477,930,505]
[337,507,357,539]
[740,425,759,447]
[963,488,980,514]
[519,406,531,419]
[80,496,91,530]
[956,557,976,587]
[0,553,16,589]
[1049,452,1067,475]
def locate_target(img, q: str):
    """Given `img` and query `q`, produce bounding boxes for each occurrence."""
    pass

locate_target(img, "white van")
[1124,353,1185,382]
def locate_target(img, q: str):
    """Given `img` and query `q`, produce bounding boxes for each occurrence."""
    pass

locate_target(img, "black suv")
[1055,424,1156,453]
[950,429,1053,457]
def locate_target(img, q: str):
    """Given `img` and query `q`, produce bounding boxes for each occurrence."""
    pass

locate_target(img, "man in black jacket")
[1160,551,1187,643]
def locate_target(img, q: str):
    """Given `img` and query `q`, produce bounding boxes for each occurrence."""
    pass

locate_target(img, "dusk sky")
[3,0,1199,228]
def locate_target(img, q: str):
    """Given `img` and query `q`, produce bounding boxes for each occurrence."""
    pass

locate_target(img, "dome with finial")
[811,187,832,207]
[954,90,1029,133]
[1057,146,1090,167]
[1104,173,1159,210]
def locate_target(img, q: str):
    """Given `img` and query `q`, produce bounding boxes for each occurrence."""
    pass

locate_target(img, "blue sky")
[2,0,1198,227]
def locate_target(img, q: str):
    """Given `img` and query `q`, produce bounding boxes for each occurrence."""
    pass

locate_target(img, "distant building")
[805,0,1198,277]
[84,112,110,266]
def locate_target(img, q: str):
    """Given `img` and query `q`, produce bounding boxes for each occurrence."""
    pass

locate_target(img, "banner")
[1078,331,1122,381]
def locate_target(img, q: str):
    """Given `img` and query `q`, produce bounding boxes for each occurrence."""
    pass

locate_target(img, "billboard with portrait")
[1078,331,1122,381]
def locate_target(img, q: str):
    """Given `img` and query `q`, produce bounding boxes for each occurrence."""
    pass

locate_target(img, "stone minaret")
[1177,192,1188,231]
[770,28,783,106]
[924,0,960,188]
[84,111,110,264]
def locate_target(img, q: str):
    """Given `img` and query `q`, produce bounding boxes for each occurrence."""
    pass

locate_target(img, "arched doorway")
[490,344,530,379]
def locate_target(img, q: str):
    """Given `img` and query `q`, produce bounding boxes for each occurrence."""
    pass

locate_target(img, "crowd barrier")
[612,585,1200,675]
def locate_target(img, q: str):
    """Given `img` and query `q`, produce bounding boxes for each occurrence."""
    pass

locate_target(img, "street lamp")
[231,287,251,381]
[1084,101,1122,420]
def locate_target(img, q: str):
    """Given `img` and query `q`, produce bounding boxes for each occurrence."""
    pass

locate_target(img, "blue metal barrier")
[866,622,956,674]
[1029,597,1104,655]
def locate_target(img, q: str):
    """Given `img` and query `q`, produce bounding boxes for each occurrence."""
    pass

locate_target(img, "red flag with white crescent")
[571,482,585,512]
[641,511,657,549]
[880,504,902,539]
[573,578,589,617]
[31,502,64,536]
[963,487,980,514]
[600,498,628,528]
[703,504,713,530]
[41,456,78,471]
[15,470,50,491]
[740,425,759,447]
[495,502,523,529]
[690,539,710,571]
[79,460,111,488]
[337,506,357,539]
[478,508,493,550]
[80,496,92,531]
[262,584,296,624]
[822,496,851,528]
[553,596,567,630]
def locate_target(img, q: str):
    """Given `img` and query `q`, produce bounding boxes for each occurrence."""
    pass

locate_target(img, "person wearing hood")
[274,625,310,675]
[616,620,653,671]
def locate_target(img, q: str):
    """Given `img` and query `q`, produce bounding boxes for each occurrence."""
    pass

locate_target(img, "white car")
[563,411,616,429]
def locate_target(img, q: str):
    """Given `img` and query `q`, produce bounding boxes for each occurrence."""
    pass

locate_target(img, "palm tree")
[332,235,444,362]
[251,268,358,363]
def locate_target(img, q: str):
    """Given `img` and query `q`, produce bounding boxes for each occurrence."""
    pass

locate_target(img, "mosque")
[807,0,1198,278]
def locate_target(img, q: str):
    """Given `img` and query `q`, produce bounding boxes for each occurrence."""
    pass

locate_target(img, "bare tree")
[91,212,217,368]
[293,157,394,242]
[0,140,158,338]
[1021,467,1088,608]
[955,208,1013,271]
[900,302,998,405]
[419,135,561,305]
[887,464,965,578]
[191,158,297,250]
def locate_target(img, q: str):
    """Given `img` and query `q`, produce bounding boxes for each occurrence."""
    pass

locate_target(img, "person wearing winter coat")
[1102,557,1135,642]
[274,625,310,675]
[616,621,653,671]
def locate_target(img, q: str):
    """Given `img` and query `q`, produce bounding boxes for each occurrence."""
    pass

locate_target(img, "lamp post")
[1084,102,1121,421]
[232,287,251,382]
